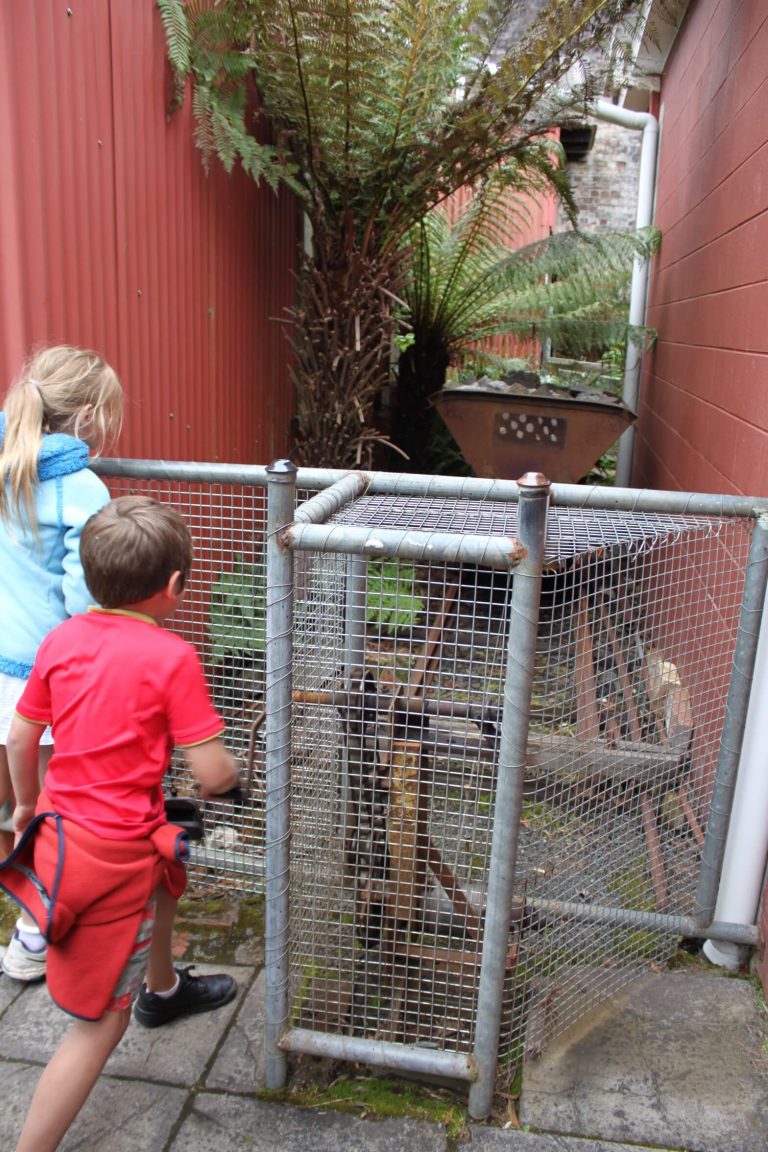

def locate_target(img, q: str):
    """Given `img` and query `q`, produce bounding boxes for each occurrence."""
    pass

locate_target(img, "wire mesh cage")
[104,472,269,884]
[94,461,764,1108]
[287,491,750,1077]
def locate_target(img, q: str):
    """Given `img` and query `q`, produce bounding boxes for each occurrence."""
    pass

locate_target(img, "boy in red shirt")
[1,495,243,1152]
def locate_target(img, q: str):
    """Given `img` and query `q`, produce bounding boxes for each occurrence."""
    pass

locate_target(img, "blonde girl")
[0,345,122,980]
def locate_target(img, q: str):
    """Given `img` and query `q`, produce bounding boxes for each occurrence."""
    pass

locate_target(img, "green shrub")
[366,561,424,635]
[209,554,265,661]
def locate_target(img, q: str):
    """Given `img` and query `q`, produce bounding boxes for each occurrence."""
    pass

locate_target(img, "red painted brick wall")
[634,0,768,497]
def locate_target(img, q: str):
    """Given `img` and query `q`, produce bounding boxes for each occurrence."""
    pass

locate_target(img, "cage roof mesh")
[330,494,722,562]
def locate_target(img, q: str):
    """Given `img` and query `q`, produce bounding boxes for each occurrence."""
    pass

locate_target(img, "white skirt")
[0,671,53,745]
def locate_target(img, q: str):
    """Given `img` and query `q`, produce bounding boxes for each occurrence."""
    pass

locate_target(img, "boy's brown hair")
[80,495,194,608]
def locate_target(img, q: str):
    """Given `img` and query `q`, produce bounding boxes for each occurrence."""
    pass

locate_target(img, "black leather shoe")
[133,966,237,1028]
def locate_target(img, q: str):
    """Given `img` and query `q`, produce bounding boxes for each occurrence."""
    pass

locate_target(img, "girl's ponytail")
[0,371,49,535]
[0,346,123,537]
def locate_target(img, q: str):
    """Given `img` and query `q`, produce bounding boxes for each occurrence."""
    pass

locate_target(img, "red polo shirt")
[16,608,224,840]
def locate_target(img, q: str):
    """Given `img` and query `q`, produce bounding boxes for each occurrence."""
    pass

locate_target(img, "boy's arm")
[7,715,44,839]
[181,737,241,799]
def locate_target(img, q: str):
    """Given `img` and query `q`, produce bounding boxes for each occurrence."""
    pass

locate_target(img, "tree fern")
[157,0,665,466]
[392,175,660,466]
[400,182,660,361]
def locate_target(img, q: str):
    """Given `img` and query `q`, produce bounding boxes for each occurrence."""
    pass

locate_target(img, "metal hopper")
[434,373,636,483]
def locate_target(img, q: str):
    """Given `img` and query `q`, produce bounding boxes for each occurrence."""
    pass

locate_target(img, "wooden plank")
[641,795,669,912]
[386,738,429,923]
[407,581,460,697]
[401,941,517,974]
[599,609,642,742]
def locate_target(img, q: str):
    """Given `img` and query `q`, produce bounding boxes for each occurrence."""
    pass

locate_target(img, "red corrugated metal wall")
[446,171,559,366]
[635,0,768,496]
[0,1,299,463]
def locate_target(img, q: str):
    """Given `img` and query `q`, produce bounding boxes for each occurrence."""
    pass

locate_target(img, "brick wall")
[558,120,642,234]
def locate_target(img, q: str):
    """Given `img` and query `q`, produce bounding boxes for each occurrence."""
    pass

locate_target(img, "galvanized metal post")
[264,459,297,1091]
[694,512,768,926]
[468,472,550,1121]
[341,556,368,848]
[345,555,368,672]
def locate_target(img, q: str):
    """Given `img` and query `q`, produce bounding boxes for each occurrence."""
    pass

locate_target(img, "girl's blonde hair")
[0,345,123,534]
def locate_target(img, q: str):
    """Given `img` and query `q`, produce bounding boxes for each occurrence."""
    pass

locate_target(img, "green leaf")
[208,554,266,658]
[366,561,423,635]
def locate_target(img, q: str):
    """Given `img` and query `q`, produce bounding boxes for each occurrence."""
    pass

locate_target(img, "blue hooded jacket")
[0,413,110,679]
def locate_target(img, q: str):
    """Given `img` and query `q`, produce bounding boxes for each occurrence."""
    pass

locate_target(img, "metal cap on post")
[266,457,299,478]
[468,472,550,1120]
[517,471,551,492]
[264,457,298,1092]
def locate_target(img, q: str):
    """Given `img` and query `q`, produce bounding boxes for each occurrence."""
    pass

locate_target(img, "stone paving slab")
[460,1129,674,1151]
[0,964,254,1085]
[171,1093,449,1152]
[0,968,25,1014]
[206,968,266,1092]
[0,1062,187,1151]
[520,972,768,1152]
[106,964,254,1083]
[3,957,767,1152]
[0,978,79,1063]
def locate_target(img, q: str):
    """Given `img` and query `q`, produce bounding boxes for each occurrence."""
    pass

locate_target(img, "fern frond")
[400,171,660,364]
[156,0,192,79]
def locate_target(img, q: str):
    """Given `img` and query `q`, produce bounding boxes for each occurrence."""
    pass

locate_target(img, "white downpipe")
[591,100,659,487]
[702,581,768,970]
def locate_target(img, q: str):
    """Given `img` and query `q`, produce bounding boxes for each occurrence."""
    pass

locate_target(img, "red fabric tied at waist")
[0,803,188,1019]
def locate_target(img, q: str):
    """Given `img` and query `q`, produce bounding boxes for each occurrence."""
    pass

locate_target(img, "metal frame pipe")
[279,1028,477,1081]
[284,522,523,570]
[263,459,298,1092]
[704,572,768,969]
[92,457,271,485]
[344,553,368,675]
[694,514,768,928]
[92,458,768,520]
[294,470,522,501]
[293,473,766,517]
[294,470,371,523]
[341,554,368,855]
[188,844,265,882]
[468,472,551,1121]
[547,484,768,518]
[524,897,759,947]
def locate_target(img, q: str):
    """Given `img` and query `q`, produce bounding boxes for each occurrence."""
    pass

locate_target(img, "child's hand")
[185,739,241,798]
[208,781,245,802]
[12,803,36,844]
[202,764,245,801]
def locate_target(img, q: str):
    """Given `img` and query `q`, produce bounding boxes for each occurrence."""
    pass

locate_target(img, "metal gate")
[95,459,768,1118]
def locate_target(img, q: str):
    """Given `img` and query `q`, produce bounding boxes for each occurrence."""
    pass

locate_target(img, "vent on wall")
[560,124,597,161]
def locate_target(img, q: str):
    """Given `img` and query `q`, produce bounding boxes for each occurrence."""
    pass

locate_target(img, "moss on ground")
[0,891,17,936]
[0,883,266,966]
[171,888,264,966]
[274,1064,469,1141]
